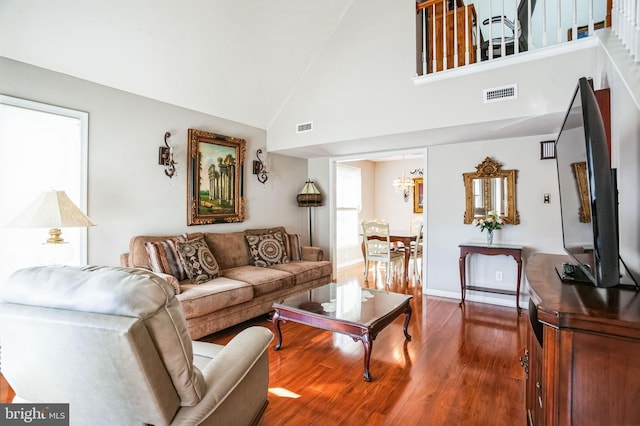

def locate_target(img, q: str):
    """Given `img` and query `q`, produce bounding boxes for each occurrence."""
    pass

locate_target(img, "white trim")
[425,288,528,311]
[413,36,600,85]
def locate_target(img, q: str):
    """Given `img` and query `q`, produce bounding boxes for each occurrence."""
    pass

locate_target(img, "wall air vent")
[483,84,518,103]
[296,122,313,133]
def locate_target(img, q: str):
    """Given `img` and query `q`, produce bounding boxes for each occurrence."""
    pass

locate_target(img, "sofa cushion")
[176,236,220,284]
[222,266,294,297]
[177,277,253,319]
[269,260,333,285]
[145,238,187,281]
[245,231,289,267]
[201,232,251,270]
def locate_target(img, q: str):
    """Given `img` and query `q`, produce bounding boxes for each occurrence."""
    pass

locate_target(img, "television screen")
[555,77,620,287]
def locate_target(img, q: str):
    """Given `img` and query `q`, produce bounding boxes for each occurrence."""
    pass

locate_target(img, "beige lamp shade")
[9,190,95,244]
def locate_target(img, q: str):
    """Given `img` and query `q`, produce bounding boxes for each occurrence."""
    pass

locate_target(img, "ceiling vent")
[296,122,313,133]
[483,84,518,103]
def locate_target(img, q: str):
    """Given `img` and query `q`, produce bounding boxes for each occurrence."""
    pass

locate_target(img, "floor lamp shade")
[296,180,323,207]
[297,180,322,246]
[9,190,95,244]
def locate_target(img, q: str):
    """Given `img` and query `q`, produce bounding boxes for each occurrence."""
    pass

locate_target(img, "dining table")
[361,230,417,283]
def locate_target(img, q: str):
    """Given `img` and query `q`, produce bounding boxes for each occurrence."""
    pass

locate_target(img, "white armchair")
[0,265,273,425]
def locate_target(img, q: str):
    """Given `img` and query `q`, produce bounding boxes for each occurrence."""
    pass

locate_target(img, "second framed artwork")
[413,177,424,214]
[187,128,246,225]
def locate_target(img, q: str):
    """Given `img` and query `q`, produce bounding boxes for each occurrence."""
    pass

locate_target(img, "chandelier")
[392,171,415,202]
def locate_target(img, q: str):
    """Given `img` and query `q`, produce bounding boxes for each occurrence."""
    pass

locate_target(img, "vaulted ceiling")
[0,0,355,130]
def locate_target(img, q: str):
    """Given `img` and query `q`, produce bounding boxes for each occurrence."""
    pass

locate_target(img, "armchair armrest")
[120,253,130,267]
[171,326,274,425]
[301,246,324,261]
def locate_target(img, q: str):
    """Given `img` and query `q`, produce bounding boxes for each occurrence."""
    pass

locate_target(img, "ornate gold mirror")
[463,157,519,224]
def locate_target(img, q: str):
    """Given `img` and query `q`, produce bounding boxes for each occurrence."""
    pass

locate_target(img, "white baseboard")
[424,288,528,311]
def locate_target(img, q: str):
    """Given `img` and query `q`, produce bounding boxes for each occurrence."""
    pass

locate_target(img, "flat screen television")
[555,77,620,287]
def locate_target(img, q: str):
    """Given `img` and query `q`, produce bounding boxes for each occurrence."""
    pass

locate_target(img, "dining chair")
[361,219,404,285]
[409,223,424,282]
[480,0,538,61]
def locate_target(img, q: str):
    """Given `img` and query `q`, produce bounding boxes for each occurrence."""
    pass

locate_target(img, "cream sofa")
[0,265,274,425]
[121,226,333,339]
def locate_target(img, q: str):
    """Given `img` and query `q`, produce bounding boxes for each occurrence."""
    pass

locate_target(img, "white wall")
[0,57,310,267]
[373,158,423,231]
[426,134,563,308]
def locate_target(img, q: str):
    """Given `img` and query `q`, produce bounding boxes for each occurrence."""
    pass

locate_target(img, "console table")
[458,243,523,313]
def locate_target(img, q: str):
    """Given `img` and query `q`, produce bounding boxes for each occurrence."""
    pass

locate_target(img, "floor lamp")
[296,180,322,246]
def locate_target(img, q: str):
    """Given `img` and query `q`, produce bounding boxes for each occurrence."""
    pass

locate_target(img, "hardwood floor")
[0,264,529,425]
[204,264,529,425]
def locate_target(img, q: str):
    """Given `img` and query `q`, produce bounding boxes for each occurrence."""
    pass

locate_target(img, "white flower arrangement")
[472,211,504,233]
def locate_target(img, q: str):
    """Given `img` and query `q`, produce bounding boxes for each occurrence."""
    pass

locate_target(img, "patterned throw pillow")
[289,233,302,261]
[175,236,220,284]
[145,238,187,281]
[245,231,290,267]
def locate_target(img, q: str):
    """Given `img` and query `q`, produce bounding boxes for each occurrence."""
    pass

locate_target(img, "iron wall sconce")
[159,131,177,178]
[253,149,268,184]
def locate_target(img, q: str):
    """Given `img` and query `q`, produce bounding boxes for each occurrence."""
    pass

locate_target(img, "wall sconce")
[159,132,177,178]
[252,149,268,184]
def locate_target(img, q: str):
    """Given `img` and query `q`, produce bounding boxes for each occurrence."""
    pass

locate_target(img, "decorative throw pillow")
[289,233,302,261]
[145,238,187,281]
[175,236,220,284]
[245,231,290,267]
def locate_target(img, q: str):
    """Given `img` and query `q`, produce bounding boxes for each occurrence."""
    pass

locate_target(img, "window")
[0,95,88,281]
[336,164,361,248]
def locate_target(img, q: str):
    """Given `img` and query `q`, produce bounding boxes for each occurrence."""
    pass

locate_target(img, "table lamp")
[9,190,95,245]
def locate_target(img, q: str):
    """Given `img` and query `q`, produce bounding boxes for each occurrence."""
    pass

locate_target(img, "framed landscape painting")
[187,128,246,225]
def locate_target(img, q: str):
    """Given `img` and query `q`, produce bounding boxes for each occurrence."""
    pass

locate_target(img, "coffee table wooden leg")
[272,310,283,350]
[403,304,413,341]
[361,334,373,382]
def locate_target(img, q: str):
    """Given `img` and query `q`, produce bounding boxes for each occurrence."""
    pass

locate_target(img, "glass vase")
[486,230,494,246]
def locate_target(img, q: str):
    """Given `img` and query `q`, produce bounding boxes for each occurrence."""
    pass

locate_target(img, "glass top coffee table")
[272,283,413,382]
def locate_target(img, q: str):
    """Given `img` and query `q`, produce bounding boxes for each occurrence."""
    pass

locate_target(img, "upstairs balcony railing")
[416,0,613,76]
[612,0,640,61]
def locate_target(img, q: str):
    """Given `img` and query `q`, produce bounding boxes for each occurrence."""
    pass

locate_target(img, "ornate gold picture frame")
[187,129,246,225]
[413,178,424,213]
[572,161,591,223]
